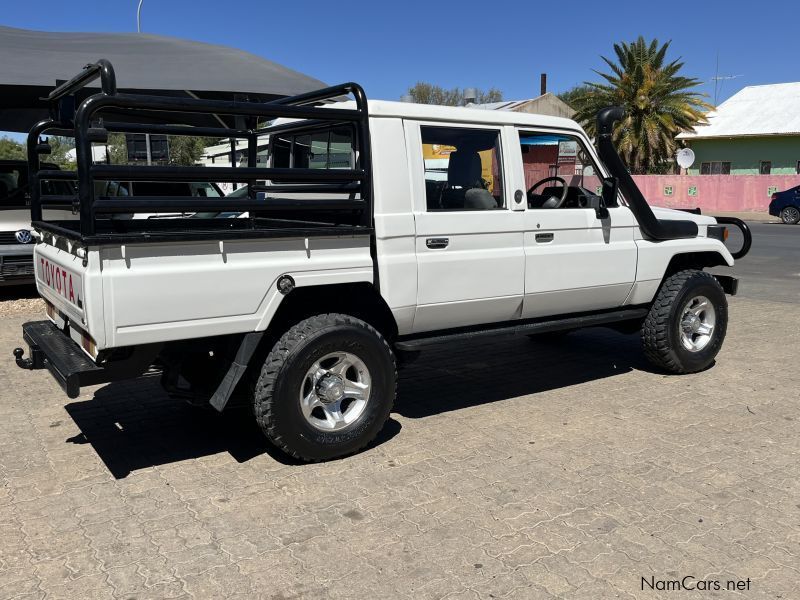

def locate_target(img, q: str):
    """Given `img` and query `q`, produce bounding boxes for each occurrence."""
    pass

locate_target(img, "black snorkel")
[596,107,698,240]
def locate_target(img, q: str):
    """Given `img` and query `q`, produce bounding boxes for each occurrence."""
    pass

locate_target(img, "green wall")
[685,135,800,175]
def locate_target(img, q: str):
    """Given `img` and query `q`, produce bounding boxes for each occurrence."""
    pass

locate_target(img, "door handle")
[535,232,554,243]
[425,237,449,249]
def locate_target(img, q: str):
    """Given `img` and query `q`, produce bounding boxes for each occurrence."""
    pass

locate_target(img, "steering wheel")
[527,176,568,208]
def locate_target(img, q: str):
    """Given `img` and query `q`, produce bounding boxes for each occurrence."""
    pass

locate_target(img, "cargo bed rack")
[27,59,373,243]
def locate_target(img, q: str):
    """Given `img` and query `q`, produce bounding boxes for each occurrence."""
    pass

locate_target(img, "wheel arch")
[263,282,399,343]
[663,250,732,278]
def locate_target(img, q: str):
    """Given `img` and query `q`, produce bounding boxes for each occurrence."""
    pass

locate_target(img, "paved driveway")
[1,297,798,599]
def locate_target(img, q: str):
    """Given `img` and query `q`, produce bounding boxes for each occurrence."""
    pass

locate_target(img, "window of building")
[420,126,504,211]
[796,160,800,174]
[700,161,731,175]
[124,134,169,163]
[759,161,772,175]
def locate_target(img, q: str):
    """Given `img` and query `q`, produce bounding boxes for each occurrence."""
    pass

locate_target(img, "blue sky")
[3,0,798,129]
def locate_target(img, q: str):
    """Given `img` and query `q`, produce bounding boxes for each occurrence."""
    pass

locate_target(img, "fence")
[631,174,800,213]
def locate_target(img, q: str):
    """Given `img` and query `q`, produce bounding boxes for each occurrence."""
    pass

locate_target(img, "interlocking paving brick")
[1,297,799,598]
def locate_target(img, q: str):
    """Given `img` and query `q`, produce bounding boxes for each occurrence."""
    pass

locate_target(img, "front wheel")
[780,206,800,224]
[641,270,728,373]
[253,314,397,462]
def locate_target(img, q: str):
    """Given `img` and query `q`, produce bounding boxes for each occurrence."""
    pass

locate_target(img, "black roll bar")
[47,59,117,101]
[28,59,373,238]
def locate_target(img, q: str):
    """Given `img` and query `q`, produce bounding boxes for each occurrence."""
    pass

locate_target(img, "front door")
[407,122,525,333]
[512,129,638,318]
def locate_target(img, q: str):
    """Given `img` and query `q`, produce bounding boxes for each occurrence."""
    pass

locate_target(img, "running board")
[394,307,649,351]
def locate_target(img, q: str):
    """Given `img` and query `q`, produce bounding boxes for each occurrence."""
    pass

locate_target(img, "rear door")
[512,128,637,318]
[406,121,525,333]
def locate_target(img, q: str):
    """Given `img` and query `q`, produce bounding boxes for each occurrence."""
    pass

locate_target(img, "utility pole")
[137,0,149,162]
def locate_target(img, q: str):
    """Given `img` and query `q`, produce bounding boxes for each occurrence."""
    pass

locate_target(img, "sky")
[2,0,798,139]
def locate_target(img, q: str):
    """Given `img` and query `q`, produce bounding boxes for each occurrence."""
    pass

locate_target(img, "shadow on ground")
[65,327,650,478]
[0,283,38,301]
[393,328,650,419]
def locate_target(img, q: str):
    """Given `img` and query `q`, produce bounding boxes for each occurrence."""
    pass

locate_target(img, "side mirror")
[587,195,609,220]
[601,176,618,208]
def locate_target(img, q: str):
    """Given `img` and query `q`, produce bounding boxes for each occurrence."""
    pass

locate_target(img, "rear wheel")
[642,270,728,373]
[780,206,800,224]
[253,313,396,462]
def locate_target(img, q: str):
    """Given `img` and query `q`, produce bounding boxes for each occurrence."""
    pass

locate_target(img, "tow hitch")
[13,346,41,370]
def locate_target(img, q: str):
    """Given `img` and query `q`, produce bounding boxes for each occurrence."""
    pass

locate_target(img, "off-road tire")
[641,270,728,374]
[253,313,396,462]
[780,206,800,225]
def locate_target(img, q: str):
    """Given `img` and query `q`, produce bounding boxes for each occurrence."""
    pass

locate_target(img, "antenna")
[710,52,742,105]
[137,0,144,32]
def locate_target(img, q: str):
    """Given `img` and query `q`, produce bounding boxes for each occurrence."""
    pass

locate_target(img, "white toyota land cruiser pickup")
[14,60,751,461]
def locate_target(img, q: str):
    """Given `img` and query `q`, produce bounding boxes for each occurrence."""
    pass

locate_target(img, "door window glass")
[420,126,504,211]
[519,132,603,209]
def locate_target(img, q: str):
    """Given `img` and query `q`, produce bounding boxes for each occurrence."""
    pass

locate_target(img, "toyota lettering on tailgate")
[39,258,81,307]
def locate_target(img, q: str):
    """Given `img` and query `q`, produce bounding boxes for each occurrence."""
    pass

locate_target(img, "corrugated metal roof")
[677,82,800,140]
[471,100,531,110]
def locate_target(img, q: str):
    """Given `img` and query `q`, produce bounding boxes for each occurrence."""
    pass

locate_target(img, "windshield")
[191,184,248,219]
[1,164,76,210]
[0,165,28,209]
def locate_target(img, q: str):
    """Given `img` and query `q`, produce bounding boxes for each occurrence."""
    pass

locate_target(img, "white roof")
[353,99,581,130]
[66,146,107,162]
[199,99,584,159]
[677,82,800,140]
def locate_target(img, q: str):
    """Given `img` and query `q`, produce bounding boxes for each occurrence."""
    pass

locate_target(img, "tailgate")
[34,239,105,352]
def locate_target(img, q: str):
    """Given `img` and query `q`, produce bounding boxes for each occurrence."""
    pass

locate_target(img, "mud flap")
[209,331,264,412]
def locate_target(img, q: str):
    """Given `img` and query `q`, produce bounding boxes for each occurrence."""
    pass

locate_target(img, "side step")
[395,307,649,352]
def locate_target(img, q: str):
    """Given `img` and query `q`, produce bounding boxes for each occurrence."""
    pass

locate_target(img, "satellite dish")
[676,148,695,169]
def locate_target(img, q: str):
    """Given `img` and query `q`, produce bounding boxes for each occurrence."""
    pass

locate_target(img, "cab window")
[421,126,504,211]
[271,126,354,170]
[520,132,603,209]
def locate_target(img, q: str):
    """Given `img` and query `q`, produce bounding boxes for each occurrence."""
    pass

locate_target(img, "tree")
[570,37,712,174]
[46,136,76,170]
[0,135,75,169]
[0,137,26,161]
[557,85,593,110]
[406,82,503,106]
[105,133,217,166]
[168,136,216,166]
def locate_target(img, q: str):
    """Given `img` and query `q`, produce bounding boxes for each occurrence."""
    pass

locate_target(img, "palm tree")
[572,37,712,174]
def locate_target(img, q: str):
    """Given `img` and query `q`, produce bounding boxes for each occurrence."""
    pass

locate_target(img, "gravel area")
[0,286,44,317]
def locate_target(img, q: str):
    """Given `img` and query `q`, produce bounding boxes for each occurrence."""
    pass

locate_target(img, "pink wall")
[631,175,800,213]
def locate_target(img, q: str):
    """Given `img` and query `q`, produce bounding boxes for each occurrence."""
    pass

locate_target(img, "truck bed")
[35,217,372,245]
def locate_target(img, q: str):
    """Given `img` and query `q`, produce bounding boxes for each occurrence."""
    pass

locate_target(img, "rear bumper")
[14,321,159,398]
[15,320,102,398]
